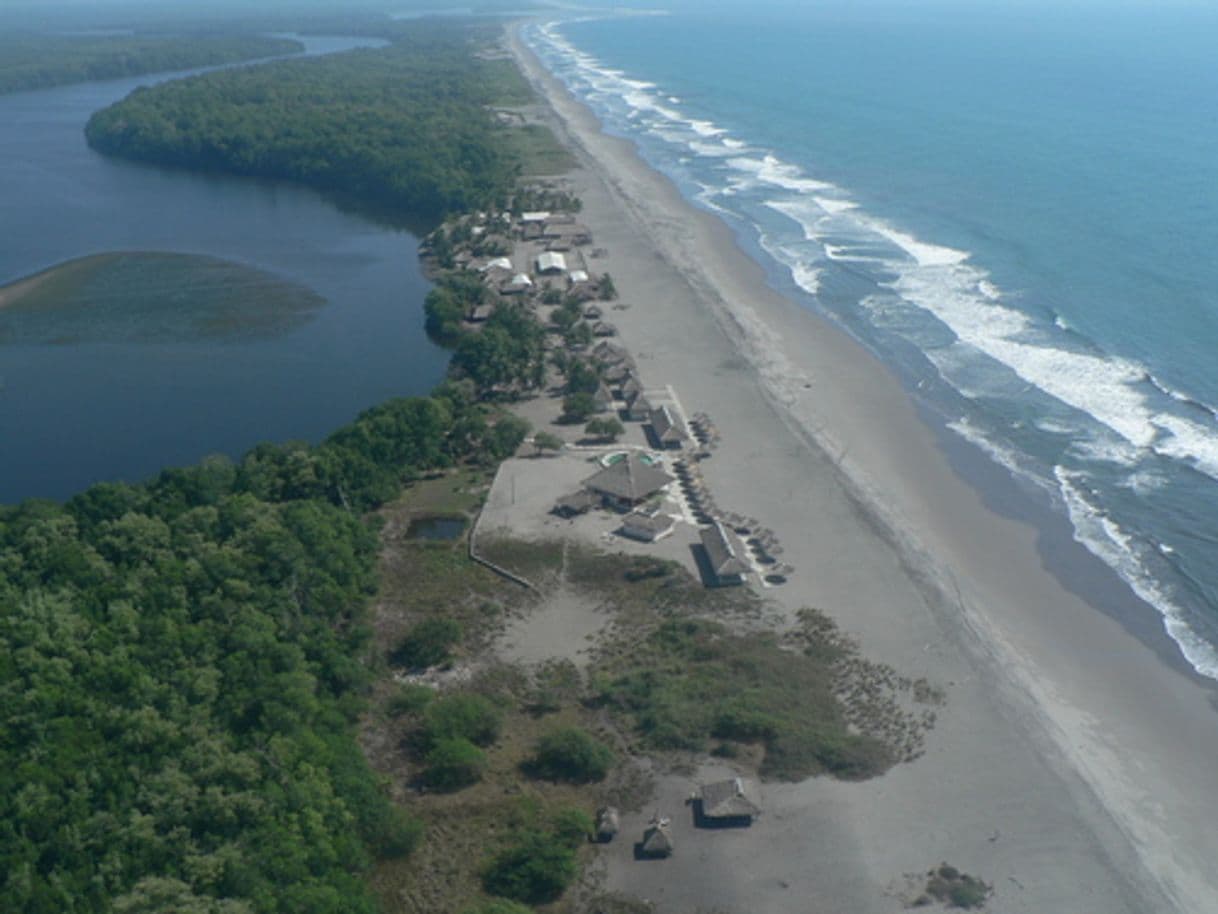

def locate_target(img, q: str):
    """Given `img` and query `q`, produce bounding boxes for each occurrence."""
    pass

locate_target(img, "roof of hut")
[698,778,762,819]
[701,520,751,578]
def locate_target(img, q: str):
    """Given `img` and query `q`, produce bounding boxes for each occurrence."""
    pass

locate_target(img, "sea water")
[524,2,1218,679]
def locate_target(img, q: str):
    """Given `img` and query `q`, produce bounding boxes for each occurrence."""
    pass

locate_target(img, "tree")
[487,415,531,461]
[392,617,462,671]
[560,393,598,424]
[530,432,562,458]
[424,737,487,791]
[482,830,579,904]
[583,418,623,443]
[526,727,616,783]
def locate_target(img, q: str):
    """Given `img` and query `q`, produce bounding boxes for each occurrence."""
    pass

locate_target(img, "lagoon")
[0,36,448,503]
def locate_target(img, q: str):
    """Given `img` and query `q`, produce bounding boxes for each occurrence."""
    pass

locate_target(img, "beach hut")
[591,321,618,337]
[648,404,690,449]
[625,388,653,422]
[569,269,590,286]
[696,778,762,826]
[479,256,513,273]
[500,273,534,295]
[583,453,674,511]
[583,304,603,320]
[536,251,568,275]
[595,806,621,843]
[639,815,674,858]
[700,520,751,586]
[618,509,677,543]
[592,380,616,414]
[466,304,495,323]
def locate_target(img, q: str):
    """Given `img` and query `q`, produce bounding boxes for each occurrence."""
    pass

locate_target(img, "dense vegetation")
[0,392,530,913]
[0,32,301,95]
[85,26,529,221]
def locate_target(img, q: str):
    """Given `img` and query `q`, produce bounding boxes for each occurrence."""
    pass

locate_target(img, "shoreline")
[508,19,1218,914]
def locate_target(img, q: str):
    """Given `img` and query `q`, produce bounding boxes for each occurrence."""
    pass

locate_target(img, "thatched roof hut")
[595,806,620,842]
[640,815,674,858]
[697,777,762,823]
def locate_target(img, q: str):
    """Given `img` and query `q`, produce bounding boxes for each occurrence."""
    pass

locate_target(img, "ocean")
[523,2,1218,680]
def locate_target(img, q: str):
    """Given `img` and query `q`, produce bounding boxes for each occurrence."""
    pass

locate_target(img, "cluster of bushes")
[481,807,591,905]
[594,617,893,781]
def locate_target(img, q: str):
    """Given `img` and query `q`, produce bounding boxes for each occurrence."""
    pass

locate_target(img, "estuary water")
[0,36,448,503]
[524,4,1218,680]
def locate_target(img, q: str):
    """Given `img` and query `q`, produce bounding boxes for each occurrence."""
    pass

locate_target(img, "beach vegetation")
[463,900,534,914]
[923,864,992,909]
[481,819,582,905]
[525,727,616,783]
[392,617,463,671]
[531,432,564,457]
[584,417,625,442]
[597,273,618,300]
[421,693,503,748]
[560,392,598,423]
[423,738,488,792]
[387,684,436,717]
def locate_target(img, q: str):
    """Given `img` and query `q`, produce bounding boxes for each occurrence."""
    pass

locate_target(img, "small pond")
[407,516,468,541]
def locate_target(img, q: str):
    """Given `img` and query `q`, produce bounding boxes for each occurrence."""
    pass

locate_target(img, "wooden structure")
[697,777,762,825]
[700,520,750,586]
[583,454,674,511]
[639,815,674,858]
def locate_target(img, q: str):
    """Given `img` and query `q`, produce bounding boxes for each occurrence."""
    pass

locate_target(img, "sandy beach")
[506,22,1218,914]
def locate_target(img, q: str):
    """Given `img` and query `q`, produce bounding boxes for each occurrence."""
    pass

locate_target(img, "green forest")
[0,33,302,95]
[0,391,530,913]
[85,25,532,221]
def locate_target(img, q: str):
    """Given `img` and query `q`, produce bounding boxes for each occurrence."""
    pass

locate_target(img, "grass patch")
[918,864,992,909]
[503,123,576,176]
[593,616,891,780]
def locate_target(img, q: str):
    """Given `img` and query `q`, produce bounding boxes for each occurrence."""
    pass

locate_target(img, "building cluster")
[599,777,763,860]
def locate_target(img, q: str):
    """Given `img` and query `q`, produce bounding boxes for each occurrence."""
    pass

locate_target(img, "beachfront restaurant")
[583,453,675,512]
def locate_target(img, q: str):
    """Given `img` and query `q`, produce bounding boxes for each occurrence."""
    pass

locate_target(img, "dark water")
[0,37,449,503]
[406,516,467,540]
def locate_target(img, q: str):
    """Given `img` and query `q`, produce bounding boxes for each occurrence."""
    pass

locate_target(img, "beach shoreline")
[507,19,1218,914]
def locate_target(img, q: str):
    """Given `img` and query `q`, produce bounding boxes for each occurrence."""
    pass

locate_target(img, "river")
[0,36,449,504]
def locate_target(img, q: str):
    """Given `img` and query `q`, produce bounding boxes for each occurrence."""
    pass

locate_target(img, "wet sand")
[509,22,1218,914]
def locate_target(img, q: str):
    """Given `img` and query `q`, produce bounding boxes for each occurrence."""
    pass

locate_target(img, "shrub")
[423,737,487,791]
[372,805,425,858]
[386,684,435,717]
[527,727,615,783]
[392,617,462,670]
[560,392,597,423]
[423,693,502,747]
[482,830,578,904]
[528,658,582,714]
[547,807,594,847]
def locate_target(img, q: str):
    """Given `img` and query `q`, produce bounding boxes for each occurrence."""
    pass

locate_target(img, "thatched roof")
[699,778,761,819]
[619,510,676,542]
[701,520,750,579]
[649,404,689,446]
[641,817,674,856]
[584,454,674,503]
[596,806,620,838]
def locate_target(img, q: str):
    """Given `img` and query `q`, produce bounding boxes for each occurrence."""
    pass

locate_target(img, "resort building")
[500,273,534,295]
[649,404,691,449]
[536,251,568,275]
[696,778,762,825]
[592,381,616,413]
[583,453,675,511]
[700,520,750,586]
